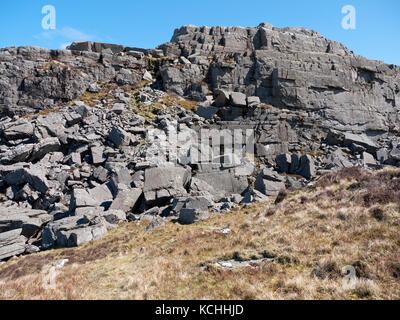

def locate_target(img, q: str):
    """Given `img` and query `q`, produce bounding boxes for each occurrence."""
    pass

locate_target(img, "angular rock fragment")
[179,208,210,225]
[2,120,34,141]
[143,165,191,205]
[108,127,130,148]
[109,188,142,213]
[255,168,285,196]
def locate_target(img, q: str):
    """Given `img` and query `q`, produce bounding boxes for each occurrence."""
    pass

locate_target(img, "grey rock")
[276,154,292,173]
[255,170,285,196]
[143,71,153,81]
[247,96,260,107]
[108,127,130,148]
[31,137,61,161]
[230,92,247,107]
[376,148,389,164]
[101,209,126,224]
[111,103,125,115]
[194,171,248,200]
[390,145,400,161]
[297,155,316,180]
[41,215,107,249]
[91,146,106,165]
[362,152,377,168]
[2,120,34,140]
[93,166,108,183]
[196,105,218,120]
[179,208,210,225]
[70,189,97,210]
[0,144,34,164]
[5,165,50,194]
[214,90,231,107]
[109,188,142,213]
[0,229,27,260]
[145,216,166,231]
[143,165,191,205]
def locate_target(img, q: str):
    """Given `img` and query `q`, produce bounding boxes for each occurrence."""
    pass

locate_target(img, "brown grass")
[160,94,198,111]
[0,167,399,300]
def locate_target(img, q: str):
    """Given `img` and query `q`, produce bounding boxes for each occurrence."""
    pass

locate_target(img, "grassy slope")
[0,168,399,300]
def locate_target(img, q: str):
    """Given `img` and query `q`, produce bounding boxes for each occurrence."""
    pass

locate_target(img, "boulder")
[0,207,51,237]
[297,155,316,180]
[109,188,142,213]
[5,165,50,194]
[196,106,218,120]
[325,149,353,169]
[145,216,166,231]
[143,165,191,205]
[108,127,130,148]
[362,152,377,168]
[230,92,247,107]
[101,209,127,224]
[194,171,248,200]
[390,145,400,161]
[111,103,125,115]
[247,96,260,107]
[276,154,292,173]
[179,208,210,225]
[0,144,34,164]
[91,146,106,165]
[0,229,27,260]
[172,196,213,215]
[255,168,286,196]
[213,89,231,107]
[376,148,389,164]
[31,137,61,161]
[41,215,108,249]
[2,120,34,141]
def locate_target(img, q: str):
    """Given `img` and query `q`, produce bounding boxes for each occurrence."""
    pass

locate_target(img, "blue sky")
[0,0,399,65]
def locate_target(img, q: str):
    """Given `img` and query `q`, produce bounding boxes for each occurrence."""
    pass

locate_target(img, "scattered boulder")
[230,92,247,107]
[109,188,142,213]
[179,208,210,225]
[41,215,108,249]
[2,120,34,141]
[108,127,130,148]
[255,168,286,196]
[143,165,191,206]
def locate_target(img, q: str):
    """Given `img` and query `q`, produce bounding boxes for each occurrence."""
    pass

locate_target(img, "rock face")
[0,22,400,260]
[159,23,400,134]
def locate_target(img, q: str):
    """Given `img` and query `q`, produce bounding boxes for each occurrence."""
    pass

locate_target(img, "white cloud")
[35,26,98,42]
[59,42,71,50]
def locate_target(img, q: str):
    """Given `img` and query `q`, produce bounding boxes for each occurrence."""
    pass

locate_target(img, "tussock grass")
[0,168,399,300]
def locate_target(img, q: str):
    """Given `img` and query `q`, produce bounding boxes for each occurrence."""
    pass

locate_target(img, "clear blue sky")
[1,0,399,65]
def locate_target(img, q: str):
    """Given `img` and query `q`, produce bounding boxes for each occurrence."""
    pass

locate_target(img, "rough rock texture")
[0,22,399,260]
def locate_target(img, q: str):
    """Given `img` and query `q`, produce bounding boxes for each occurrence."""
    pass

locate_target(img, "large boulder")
[0,229,27,260]
[109,188,143,213]
[255,168,285,196]
[143,165,191,206]
[193,171,248,201]
[179,209,210,225]
[4,165,50,194]
[41,215,108,249]
[2,120,34,141]
[0,207,51,237]
[297,155,316,180]
[108,127,131,148]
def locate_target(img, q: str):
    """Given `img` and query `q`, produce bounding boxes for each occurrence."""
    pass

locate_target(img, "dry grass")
[160,94,198,112]
[0,168,399,300]
[131,102,164,122]
[130,94,198,122]
[77,83,118,107]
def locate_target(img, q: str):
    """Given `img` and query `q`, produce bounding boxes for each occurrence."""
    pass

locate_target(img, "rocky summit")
[0,22,399,261]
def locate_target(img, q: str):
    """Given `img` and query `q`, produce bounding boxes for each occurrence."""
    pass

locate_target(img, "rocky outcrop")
[0,22,400,260]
